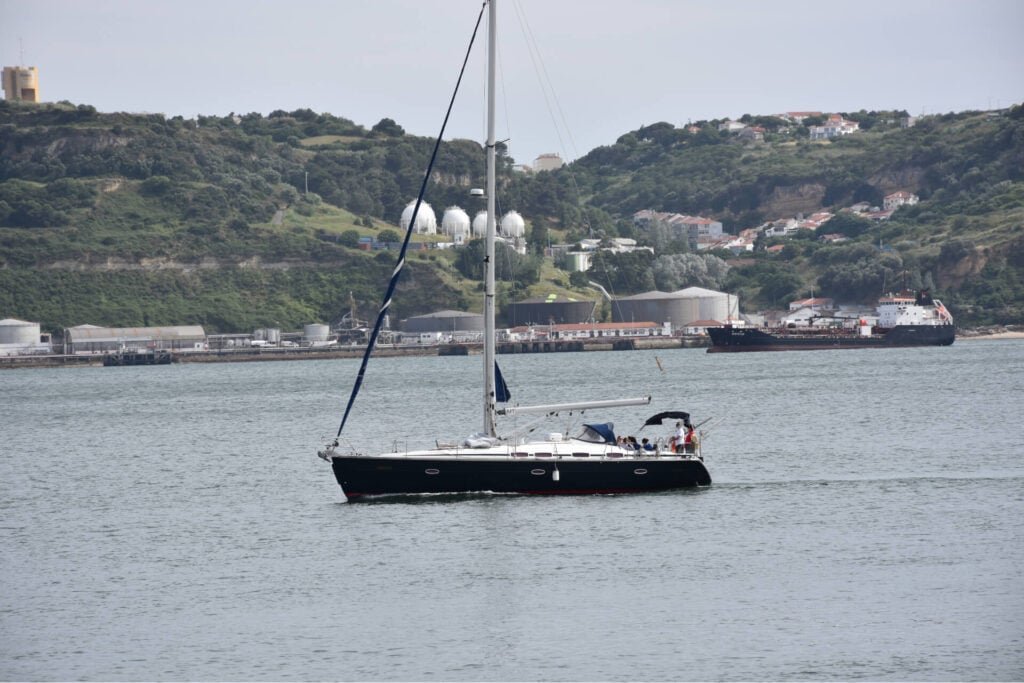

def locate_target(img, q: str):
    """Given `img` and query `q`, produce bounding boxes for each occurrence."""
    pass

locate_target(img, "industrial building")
[66,325,207,354]
[401,310,484,335]
[0,318,51,355]
[505,295,598,327]
[612,287,738,330]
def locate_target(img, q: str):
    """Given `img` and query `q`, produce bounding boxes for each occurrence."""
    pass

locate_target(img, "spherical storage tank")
[0,318,40,345]
[471,211,489,238]
[500,211,525,238]
[441,206,470,238]
[303,324,331,343]
[400,200,437,234]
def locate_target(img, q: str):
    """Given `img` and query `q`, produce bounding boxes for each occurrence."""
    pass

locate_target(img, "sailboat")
[318,0,711,500]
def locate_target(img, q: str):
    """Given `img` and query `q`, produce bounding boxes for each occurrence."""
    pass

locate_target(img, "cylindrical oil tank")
[401,310,485,333]
[612,288,736,328]
[0,318,40,345]
[506,296,597,326]
[674,286,734,322]
[253,327,282,343]
[303,323,331,342]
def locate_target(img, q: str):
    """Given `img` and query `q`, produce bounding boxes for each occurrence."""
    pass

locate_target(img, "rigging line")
[335,1,488,440]
[511,0,591,236]
[511,0,579,161]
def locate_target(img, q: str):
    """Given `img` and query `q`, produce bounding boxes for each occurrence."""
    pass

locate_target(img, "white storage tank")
[471,211,488,237]
[254,328,281,344]
[0,318,41,345]
[303,324,331,343]
[441,206,471,239]
[612,287,737,328]
[500,210,526,237]
[400,200,437,234]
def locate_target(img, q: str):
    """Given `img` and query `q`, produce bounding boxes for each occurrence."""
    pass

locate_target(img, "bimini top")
[579,423,616,444]
[642,411,690,427]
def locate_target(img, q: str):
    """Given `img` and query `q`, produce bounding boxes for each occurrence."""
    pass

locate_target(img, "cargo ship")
[707,291,955,352]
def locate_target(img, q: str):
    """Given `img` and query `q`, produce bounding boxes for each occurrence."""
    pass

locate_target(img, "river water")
[2,341,1022,680]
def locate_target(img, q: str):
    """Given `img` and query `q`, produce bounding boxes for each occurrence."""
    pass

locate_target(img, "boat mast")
[483,0,498,437]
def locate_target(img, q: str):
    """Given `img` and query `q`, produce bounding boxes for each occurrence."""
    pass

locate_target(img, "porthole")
[425,468,440,475]
[531,469,546,476]
[634,468,648,475]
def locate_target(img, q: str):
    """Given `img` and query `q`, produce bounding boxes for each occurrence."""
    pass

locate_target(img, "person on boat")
[641,438,655,451]
[683,424,697,454]
[672,421,686,453]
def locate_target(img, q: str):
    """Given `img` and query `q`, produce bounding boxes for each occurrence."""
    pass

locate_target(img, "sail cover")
[580,423,617,444]
[642,411,691,427]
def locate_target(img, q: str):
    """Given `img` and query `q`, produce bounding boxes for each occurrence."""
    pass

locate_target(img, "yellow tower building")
[2,66,40,102]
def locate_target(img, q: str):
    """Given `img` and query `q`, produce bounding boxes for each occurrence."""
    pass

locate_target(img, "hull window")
[634,468,648,475]
[530,469,546,476]
[425,468,440,475]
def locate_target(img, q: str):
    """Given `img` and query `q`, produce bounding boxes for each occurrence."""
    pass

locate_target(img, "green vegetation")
[1,99,1022,330]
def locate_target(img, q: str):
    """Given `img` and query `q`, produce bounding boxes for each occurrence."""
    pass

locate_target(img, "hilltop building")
[633,210,724,249]
[808,114,859,140]
[883,191,919,211]
[2,66,39,102]
[533,153,564,172]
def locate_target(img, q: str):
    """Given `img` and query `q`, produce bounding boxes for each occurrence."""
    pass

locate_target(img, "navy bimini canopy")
[580,423,617,444]
[642,411,690,428]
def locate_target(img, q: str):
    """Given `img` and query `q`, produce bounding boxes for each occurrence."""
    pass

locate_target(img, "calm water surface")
[2,341,1022,680]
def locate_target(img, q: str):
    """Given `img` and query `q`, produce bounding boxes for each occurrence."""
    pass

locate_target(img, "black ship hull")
[331,455,711,500]
[707,324,955,352]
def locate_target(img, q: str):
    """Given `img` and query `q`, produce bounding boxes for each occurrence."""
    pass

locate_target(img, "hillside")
[1,100,1022,332]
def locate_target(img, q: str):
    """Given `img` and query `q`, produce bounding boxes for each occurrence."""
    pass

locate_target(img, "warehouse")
[66,325,207,354]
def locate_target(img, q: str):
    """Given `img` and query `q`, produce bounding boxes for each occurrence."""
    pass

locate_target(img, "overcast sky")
[2,0,1022,166]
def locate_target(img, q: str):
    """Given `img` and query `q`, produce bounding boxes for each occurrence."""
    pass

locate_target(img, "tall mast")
[483,0,498,437]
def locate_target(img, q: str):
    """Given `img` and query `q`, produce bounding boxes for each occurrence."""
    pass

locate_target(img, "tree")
[377,229,401,244]
[371,118,405,137]
[338,230,361,248]
[454,239,540,285]
[825,212,873,238]
[651,253,730,291]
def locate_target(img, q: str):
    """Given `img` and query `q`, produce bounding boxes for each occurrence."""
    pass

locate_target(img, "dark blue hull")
[707,324,955,352]
[331,455,711,500]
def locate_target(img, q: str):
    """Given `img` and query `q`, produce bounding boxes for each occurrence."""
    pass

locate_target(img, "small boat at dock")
[102,349,173,366]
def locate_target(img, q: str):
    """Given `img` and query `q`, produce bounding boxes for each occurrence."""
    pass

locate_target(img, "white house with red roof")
[809,114,860,140]
[883,191,919,211]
